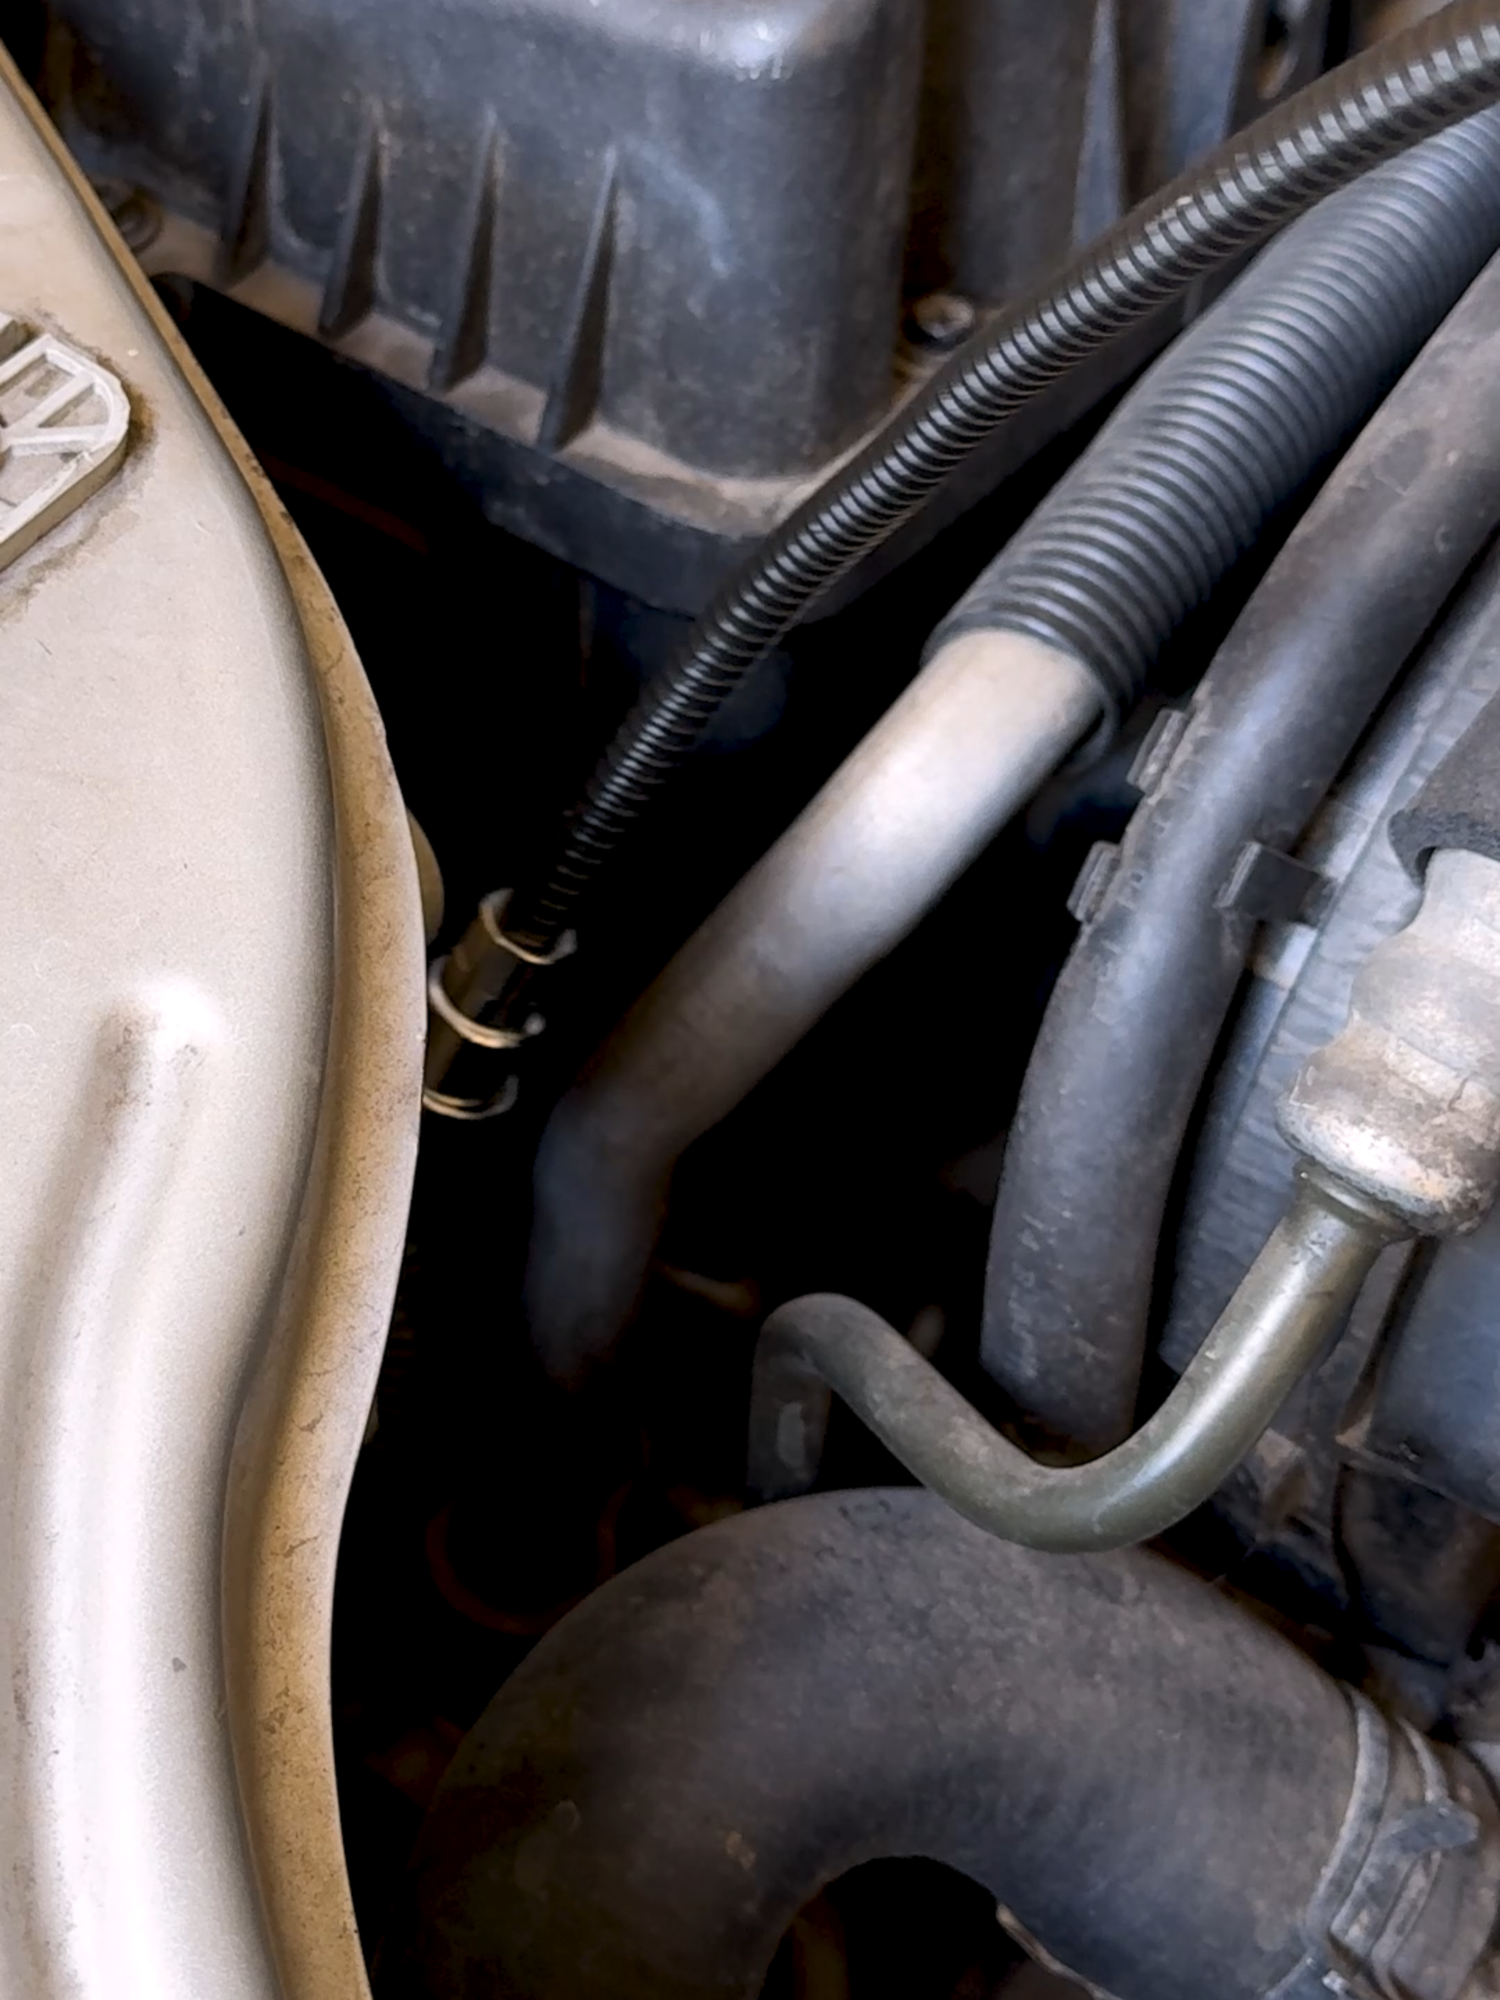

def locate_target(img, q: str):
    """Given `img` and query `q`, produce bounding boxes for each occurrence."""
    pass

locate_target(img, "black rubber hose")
[923,114,1500,720]
[983,246,1500,1456]
[378,1490,1500,2000]
[1390,677,1500,876]
[499,5,1500,958]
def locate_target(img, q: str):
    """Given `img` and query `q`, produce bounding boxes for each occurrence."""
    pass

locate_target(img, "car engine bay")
[16,1,1500,1996]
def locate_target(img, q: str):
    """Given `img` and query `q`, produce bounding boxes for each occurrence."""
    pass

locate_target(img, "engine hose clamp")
[426,957,535,1053]
[476,888,577,970]
[422,956,535,1116]
[421,890,577,1119]
[426,889,576,1054]
[1264,1695,1487,2000]
[420,1075,521,1123]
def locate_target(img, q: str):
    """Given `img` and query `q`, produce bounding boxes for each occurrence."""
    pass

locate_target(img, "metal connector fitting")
[422,889,575,1121]
[1280,848,1500,1234]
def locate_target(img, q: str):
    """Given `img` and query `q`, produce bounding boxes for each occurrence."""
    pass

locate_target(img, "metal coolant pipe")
[525,628,1100,1384]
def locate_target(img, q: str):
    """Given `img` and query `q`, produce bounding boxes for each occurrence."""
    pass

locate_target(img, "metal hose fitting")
[1282,848,1500,1232]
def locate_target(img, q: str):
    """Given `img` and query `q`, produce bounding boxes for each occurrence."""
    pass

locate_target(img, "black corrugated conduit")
[500,3,1500,962]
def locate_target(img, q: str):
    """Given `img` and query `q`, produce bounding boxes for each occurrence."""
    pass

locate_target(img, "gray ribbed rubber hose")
[499,4,1500,960]
[923,108,1500,716]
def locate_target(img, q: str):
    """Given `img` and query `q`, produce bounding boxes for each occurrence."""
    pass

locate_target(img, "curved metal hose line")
[748,1176,1395,1554]
[503,3,1500,956]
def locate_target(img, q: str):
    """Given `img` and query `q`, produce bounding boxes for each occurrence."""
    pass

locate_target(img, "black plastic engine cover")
[33,0,1329,608]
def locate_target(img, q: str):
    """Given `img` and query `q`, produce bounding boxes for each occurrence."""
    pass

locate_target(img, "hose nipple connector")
[1279,848,1500,1236]
[422,889,576,1122]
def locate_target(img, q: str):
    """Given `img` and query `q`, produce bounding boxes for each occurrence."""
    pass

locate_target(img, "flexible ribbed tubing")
[503,4,1500,955]
[926,111,1500,715]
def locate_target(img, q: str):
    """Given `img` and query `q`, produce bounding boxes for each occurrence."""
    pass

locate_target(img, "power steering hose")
[429,3,1500,1109]
[749,847,1500,1552]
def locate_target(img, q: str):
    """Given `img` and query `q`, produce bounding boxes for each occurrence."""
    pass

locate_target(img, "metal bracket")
[1219,840,1330,925]
[1126,702,1189,799]
[1067,839,1121,926]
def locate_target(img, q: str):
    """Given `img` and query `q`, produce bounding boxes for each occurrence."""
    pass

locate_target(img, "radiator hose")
[378,1490,1500,2000]
[493,3,1500,969]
